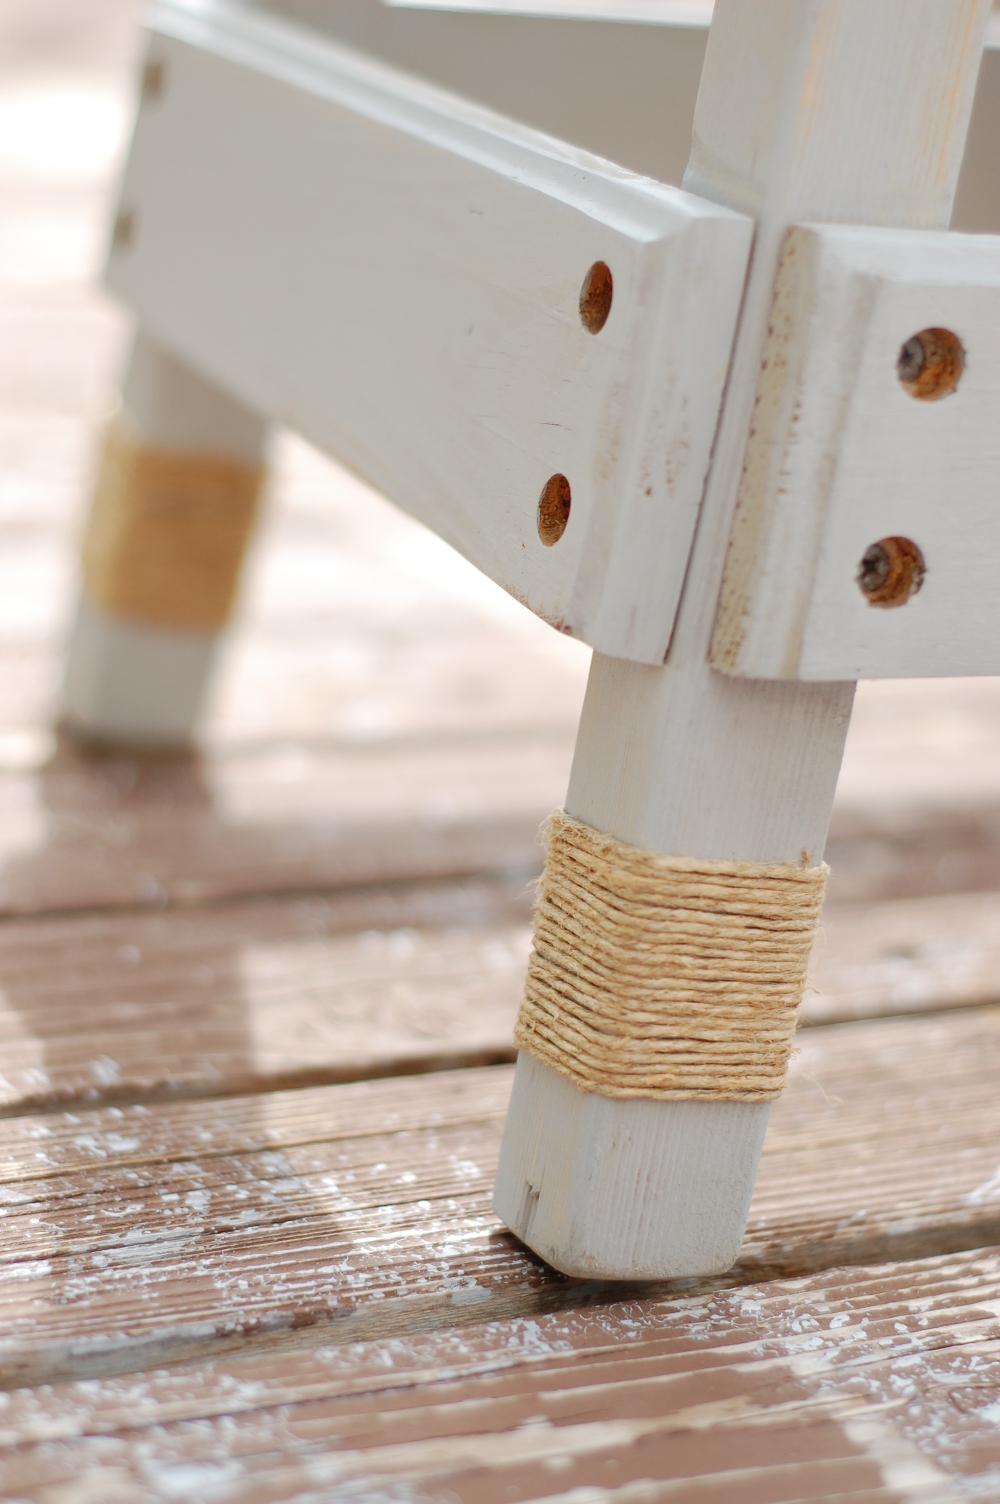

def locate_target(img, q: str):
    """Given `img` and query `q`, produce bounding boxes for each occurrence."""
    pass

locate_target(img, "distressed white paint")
[713,223,1000,681]
[62,333,268,747]
[494,1053,769,1278]
[108,0,752,665]
[495,0,990,1279]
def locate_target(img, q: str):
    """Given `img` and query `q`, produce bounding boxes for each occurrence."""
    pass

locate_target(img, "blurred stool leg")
[63,331,268,747]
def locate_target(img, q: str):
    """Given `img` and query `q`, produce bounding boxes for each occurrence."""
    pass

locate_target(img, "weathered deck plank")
[808,888,1000,1024]
[4,730,1000,919]
[1,1006,999,1387]
[0,731,567,916]
[0,1245,997,1501]
[2,880,1000,1114]
[0,878,532,1111]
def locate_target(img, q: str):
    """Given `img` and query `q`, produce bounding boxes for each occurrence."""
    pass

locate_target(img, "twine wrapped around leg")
[514,810,827,1102]
[82,419,265,633]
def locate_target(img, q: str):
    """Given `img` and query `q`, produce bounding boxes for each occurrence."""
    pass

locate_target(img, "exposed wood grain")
[825,800,1000,905]
[808,887,1000,1024]
[0,731,568,916]
[0,1251,998,1500]
[0,878,533,1112]
[1,685,1000,921]
[1,1243,999,1501]
[747,1006,1000,1276]
[1,1005,999,1387]
[3,870,1000,1115]
[828,674,1000,901]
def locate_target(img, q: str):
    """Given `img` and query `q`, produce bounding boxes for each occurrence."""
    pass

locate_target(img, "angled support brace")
[105,0,752,667]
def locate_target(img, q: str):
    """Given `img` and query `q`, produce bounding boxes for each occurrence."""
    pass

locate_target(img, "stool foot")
[493,1051,769,1280]
[62,593,217,749]
[61,332,267,749]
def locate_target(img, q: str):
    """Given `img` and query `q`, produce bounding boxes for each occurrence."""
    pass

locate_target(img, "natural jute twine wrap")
[514,810,827,1102]
[83,420,265,633]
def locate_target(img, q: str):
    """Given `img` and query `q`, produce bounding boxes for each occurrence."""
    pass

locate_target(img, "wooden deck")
[2,2,1000,1497]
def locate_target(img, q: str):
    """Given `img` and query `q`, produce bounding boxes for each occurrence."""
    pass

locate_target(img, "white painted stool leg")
[495,0,990,1280]
[62,331,267,747]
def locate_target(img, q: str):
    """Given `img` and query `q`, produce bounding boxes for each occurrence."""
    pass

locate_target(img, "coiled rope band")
[514,810,827,1102]
[83,420,265,633]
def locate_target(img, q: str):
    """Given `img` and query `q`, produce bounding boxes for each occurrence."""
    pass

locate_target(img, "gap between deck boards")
[2,1242,999,1502]
[3,1000,1000,1389]
[2,866,1000,1118]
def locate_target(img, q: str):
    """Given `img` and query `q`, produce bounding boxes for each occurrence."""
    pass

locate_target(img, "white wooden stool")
[67,0,1000,1278]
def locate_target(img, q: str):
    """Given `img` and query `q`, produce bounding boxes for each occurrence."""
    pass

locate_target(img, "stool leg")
[493,663,854,1279]
[62,331,267,747]
[494,0,989,1279]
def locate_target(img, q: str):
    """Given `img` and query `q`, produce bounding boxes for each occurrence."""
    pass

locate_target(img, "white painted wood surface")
[63,599,218,747]
[108,0,752,664]
[261,0,1000,235]
[62,332,268,746]
[713,223,1000,681]
[264,0,711,185]
[495,0,990,1279]
[494,1053,769,1278]
[386,0,713,20]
